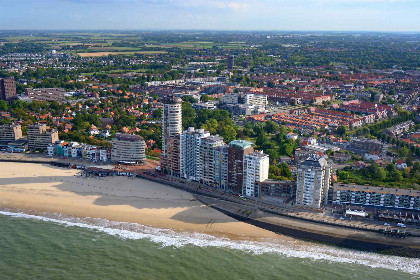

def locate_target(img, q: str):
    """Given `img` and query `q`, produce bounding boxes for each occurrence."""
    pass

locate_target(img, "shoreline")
[0,161,285,242]
[1,159,419,258]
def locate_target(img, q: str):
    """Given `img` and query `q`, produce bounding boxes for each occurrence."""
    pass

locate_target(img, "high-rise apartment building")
[227,55,234,70]
[180,127,210,181]
[228,140,254,193]
[111,134,146,164]
[213,144,229,189]
[0,77,17,102]
[199,135,224,187]
[296,157,332,208]
[27,123,59,150]
[0,124,22,142]
[243,151,269,197]
[161,95,182,176]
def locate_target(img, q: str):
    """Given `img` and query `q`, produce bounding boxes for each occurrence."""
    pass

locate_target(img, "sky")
[0,0,419,31]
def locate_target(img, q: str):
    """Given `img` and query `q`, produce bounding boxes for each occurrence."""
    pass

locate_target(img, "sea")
[0,210,419,280]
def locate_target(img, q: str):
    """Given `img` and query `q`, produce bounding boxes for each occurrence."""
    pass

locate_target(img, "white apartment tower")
[180,127,210,181]
[199,135,224,187]
[161,95,183,176]
[243,151,269,197]
[296,157,332,208]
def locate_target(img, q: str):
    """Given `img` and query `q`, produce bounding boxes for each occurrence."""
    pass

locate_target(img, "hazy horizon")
[1,0,419,32]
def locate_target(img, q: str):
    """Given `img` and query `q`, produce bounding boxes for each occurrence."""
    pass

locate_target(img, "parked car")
[397,223,406,228]
[384,223,390,226]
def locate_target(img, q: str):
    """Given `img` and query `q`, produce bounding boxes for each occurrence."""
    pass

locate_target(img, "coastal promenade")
[1,152,419,257]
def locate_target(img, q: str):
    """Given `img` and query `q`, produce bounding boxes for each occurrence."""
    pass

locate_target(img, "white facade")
[213,145,229,189]
[199,136,224,187]
[111,134,146,164]
[161,96,183,176]
[71,147,79,158]
[244,93,268,109]
[180,127,210,181]
[47,144,54,156]
[99,149,108,162]
[243,151,269,197]
[296,157,331,208]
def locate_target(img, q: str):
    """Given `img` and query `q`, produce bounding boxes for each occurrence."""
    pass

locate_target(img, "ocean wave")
[0,209,419,275]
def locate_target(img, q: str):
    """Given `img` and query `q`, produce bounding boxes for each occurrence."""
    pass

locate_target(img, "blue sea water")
[0,210,418,280]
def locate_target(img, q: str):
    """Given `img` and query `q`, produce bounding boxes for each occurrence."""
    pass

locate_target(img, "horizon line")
[0,29,419,34]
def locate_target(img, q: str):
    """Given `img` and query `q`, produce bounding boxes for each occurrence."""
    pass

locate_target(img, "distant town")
[0,31,419,231]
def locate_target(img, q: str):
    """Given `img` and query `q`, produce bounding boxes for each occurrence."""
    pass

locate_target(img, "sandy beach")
[0,162,285,241]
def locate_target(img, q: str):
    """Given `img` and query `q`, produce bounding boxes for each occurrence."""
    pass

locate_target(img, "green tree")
[399,147,409,157]
[0,100,7,111]
[390,171,402,182]
[182,102,196,129]
[413,161,420,172]
[202,119,218,135]
[280,143,294,156]
[279,163,292,178]
[256,131,268,148]
[369,163,386,180]
[406,158,413,167]
[337,125,347,137]
[220,125,237,143]
[386,163,397,173]
[200,94,210,102]
[337,170,349,180]
[152,108,162,119]
[264,121,278,134]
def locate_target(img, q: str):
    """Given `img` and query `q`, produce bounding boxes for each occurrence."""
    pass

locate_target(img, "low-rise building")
[221,93,239,104]
[384,121,415,137]
[348,138,386,156]
[25,88,67,103]
[256,180,296,198]
[244,93,268,109]
[111,134,146,164]
[332,183,420,210]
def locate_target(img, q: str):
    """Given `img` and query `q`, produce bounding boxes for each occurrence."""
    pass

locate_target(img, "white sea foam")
[0,210,419,275]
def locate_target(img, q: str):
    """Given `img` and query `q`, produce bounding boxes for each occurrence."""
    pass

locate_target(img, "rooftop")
[333,183,420,197]
[301,157,329,168]
[162,95,182,104]
[229,139,253,149]
[113,134,144,142]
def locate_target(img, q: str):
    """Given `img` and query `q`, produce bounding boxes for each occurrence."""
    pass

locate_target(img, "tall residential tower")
[243,151,269,197]
[227,140,254,193]
[180,127,210,181]
[296,157,332,208]
[161,95,182,176]
[0,77,16,102]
